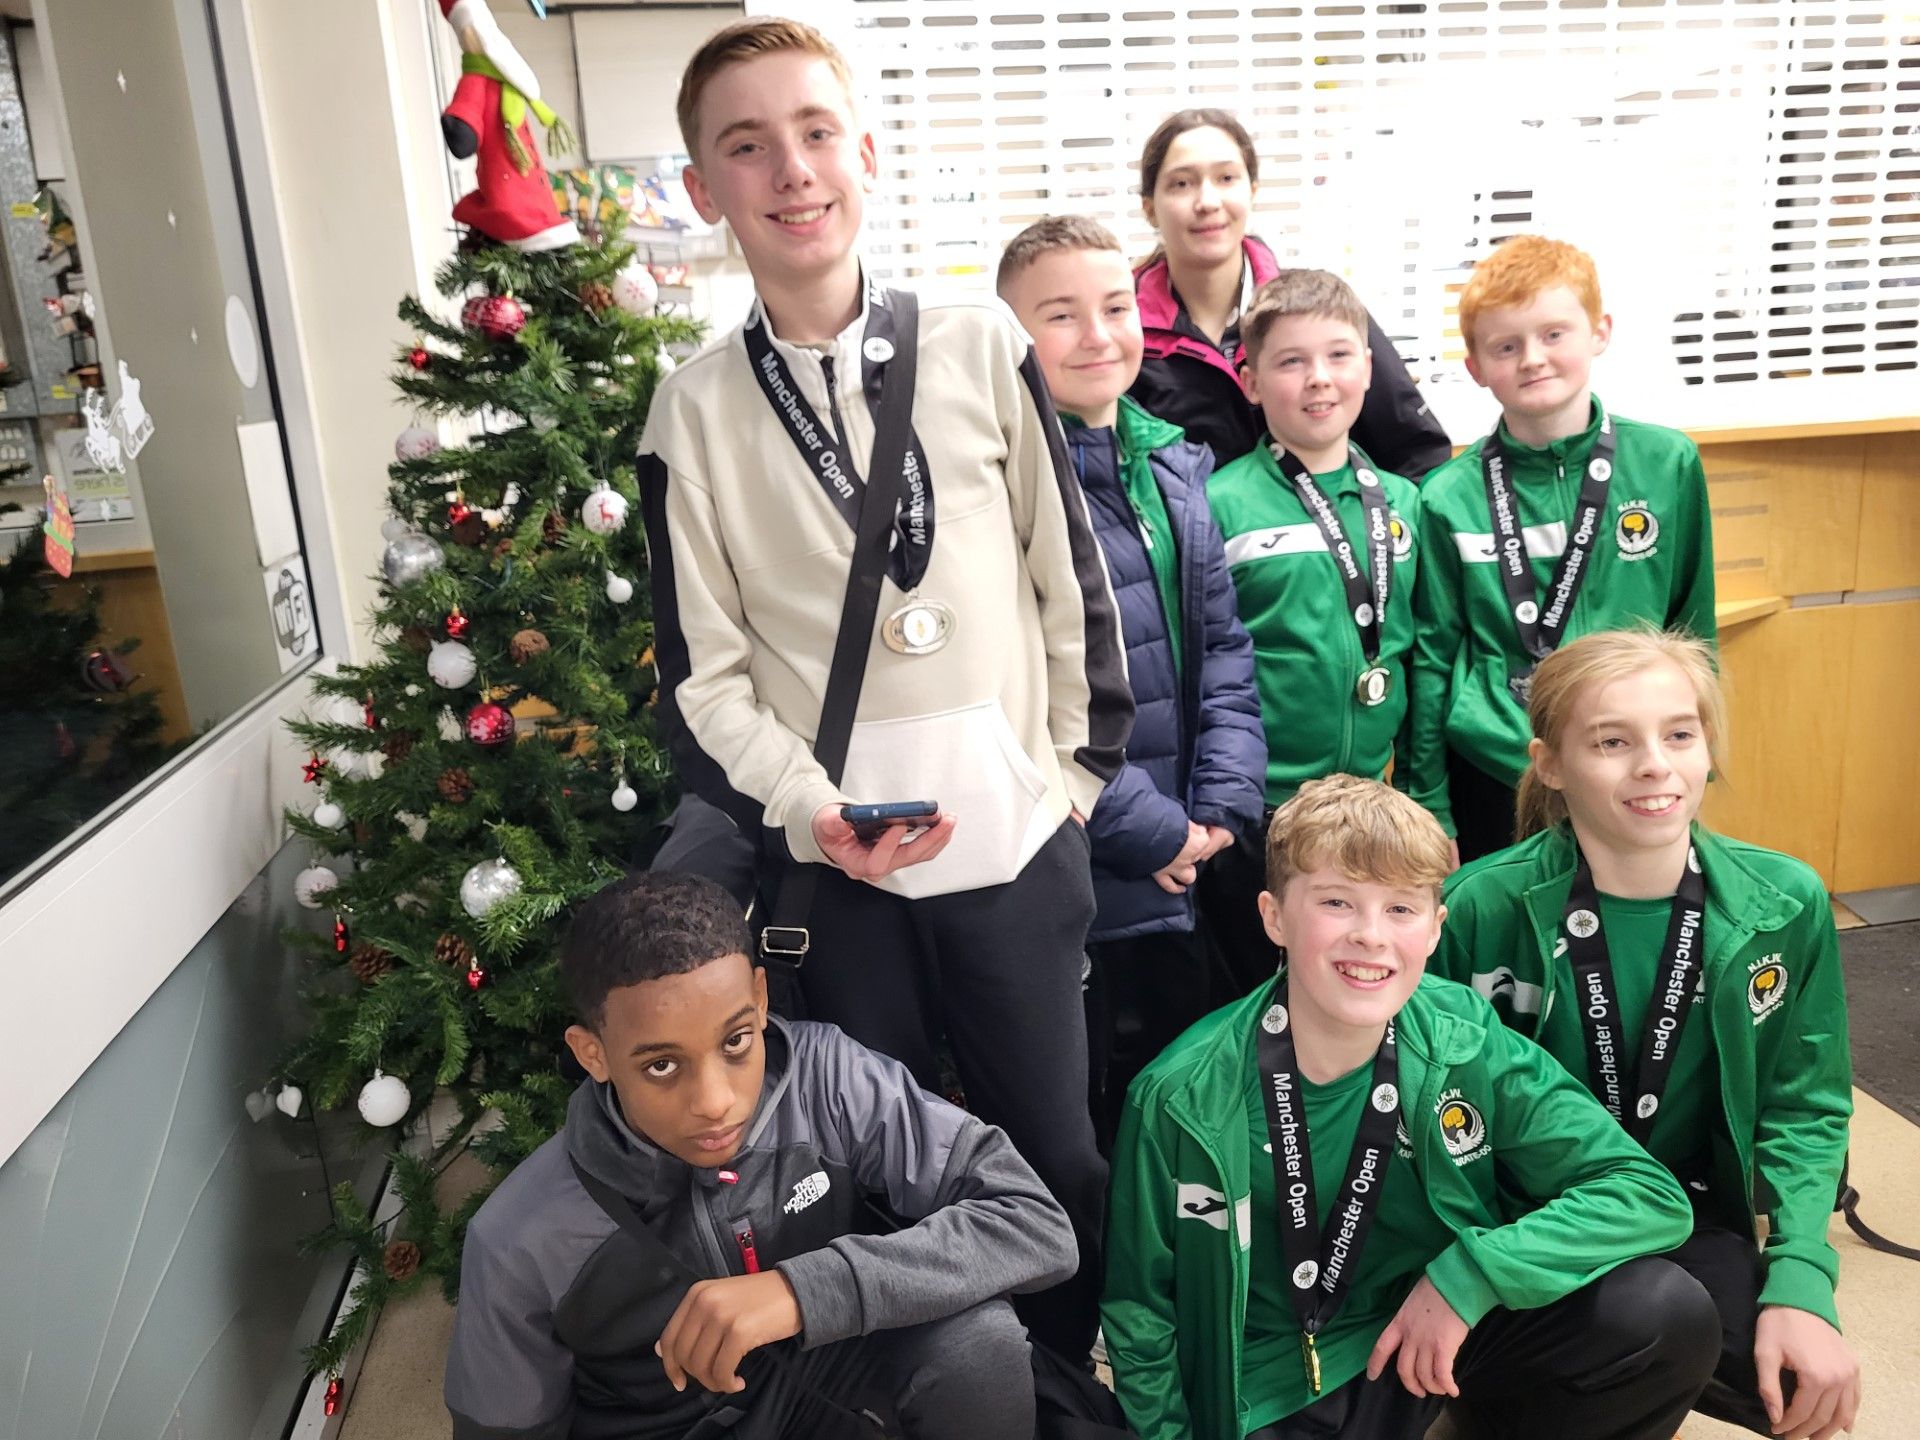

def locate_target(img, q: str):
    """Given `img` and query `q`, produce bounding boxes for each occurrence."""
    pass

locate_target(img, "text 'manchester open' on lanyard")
[1257,975,1401,1395]
[1269,441,1395,707]
[743,282,935,594]
[1562,843,1707,1142]
[1479,404,1617,703]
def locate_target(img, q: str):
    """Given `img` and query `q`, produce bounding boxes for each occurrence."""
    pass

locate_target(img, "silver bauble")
[460,858,523,918]
[381,532,445,587]
[356,1070,410,1128]
[611,782,639,812]
[294,865,339,909]
[427,640,478,689]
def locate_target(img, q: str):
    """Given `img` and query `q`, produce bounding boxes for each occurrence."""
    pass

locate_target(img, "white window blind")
[794,0,1916,437]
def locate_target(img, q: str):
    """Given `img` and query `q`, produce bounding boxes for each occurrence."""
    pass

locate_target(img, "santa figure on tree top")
[438,0,579,251]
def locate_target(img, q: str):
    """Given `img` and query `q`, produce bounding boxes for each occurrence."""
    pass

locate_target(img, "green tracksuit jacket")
[1433,823,1852,1327]
[1101,974,1694,1440]
[1206,447,1423,807]
[1405,400,1716,833]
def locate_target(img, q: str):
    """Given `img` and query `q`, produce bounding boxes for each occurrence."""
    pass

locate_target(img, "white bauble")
[395,424,441,461]
[276,1084,304,1118]
[357,1070,411,1128]
[611,782,639,812]
[294,865,339,909]
[313,801,346,830]
[580,485,630,536]
[329,747,376,780]
[460,858,523,918]
[380,533,445,587]
[436,706,463,742]
[605,572,634,604]
[381,516,412,542]
[656,347,678,375]
[428,640,478,689]
[611,261,659,316]
[244,1089,275,1122]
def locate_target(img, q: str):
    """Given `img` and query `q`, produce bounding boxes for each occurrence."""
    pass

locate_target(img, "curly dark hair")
[561,870,755,1029]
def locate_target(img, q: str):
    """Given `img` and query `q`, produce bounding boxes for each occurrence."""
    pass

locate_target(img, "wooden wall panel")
[1831,601,1920,893]
[1700,437,1865,602]
[67,550,195,747]
[1702,605,1855,886]
[1853,434,1920,594]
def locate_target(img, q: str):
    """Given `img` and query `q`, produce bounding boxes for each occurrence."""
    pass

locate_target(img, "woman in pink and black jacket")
[1129,108,1453,479]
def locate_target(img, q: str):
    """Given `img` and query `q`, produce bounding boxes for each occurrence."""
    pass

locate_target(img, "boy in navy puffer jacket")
[1001,216,1267,1145]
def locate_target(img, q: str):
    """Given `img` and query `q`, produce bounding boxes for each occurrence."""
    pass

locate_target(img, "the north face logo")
[784,1171,830,1214]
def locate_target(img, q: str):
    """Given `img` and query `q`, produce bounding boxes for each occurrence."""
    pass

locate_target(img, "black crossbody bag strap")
[760,292,922,967]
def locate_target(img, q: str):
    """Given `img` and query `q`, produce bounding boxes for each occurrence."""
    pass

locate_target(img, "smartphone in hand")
[841,800,940,843]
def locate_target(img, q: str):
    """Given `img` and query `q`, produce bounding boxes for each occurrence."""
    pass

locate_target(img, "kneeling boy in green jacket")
[1102,774,1718,1440]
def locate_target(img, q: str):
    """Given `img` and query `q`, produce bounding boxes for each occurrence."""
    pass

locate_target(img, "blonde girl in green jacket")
[1433,628,1860,1440]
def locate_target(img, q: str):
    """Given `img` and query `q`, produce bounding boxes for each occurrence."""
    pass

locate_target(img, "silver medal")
[883,597,956,655]
[1356,666,1392,707]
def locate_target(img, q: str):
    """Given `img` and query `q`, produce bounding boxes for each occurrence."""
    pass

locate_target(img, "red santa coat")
[443,68,577,252]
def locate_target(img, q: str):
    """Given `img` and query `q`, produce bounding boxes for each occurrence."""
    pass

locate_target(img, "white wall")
[240,0,457,660]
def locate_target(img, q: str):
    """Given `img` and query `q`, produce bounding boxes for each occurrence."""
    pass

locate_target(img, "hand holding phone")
[840,800,940,843]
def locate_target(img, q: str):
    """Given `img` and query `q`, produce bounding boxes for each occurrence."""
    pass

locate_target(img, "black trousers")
[1447,752,1519,866]
[695,1299,1034,1440]
[1665,1226,1784,1435]
[1247,1257,1720,1440]
[793,819,1106,1361]
[1194,835,1282,1007]
[1085,924,1217,1153]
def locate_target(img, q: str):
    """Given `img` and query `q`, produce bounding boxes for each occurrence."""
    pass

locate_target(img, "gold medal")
[1301,1330,1323,1394]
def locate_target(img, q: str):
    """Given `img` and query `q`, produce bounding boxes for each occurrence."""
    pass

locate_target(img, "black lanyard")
[1256,976,1401,1395]
[1562,843,1708,1142]
[1479,405,1616,700]
[742,283,934,592]
[1271,443,1394,701]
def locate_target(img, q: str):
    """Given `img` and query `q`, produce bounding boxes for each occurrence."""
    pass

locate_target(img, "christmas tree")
[0,516,179,889]
[281,232,698,1372]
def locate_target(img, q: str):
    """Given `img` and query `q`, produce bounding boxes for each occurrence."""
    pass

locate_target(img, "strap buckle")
[759,926,811,965]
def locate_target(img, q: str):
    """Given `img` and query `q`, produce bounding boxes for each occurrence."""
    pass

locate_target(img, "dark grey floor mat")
[1842,921,1920,1124]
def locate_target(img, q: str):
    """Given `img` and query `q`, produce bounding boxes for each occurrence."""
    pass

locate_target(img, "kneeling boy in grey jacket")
[445,871,1076,1440]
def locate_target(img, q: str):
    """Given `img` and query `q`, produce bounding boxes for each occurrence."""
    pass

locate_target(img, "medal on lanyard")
[744,287,951,654]
[1479,405,1617,704]
[1561,842,1708,1138]
[1270,442,1396,708]
[1257,977,1402,1393]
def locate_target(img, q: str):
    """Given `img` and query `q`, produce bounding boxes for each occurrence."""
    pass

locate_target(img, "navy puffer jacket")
[1069,402,1266,941]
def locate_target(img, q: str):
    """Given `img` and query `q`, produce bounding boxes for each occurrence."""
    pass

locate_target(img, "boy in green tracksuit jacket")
[1405,236,1716,863]
[1433,628,1859,1439]
[1103,774,1717,1440]
[1202,270,1425,993]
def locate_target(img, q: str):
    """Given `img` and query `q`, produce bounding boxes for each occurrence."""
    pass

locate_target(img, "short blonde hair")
[675,18,857,156]
[1458,235,1603,353]
[1241,270,1370,371]
[1515,627,1727,838]
[1266,774,1452,901]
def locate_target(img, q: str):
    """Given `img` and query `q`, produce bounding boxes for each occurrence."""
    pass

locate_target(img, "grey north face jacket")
[444,1016,1077,1440]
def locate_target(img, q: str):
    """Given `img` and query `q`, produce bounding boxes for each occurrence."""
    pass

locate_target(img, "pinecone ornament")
[451,514,488,548]
[509,628,550,665]
[349,944,396,984]
[580,280,614,315]
[542,509,567,544]
[492,536,515,562]
[400,625,434,656]
[382,729,417,763]
[434,933,475,969]
[382,1239,422,1281]
[437,766,474,803]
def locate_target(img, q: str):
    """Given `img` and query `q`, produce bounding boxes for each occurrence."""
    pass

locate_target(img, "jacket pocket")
[840,700,1051,899]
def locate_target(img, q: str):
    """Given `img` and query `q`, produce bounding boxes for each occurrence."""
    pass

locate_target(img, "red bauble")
[460,294,527,342]
[333,918,350,954]
[448,499,473,525]
[363,696,379,730]
[445,608,471,640]
[466,963,488,991]
[407,347,432,371]
[465,701,514,746]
